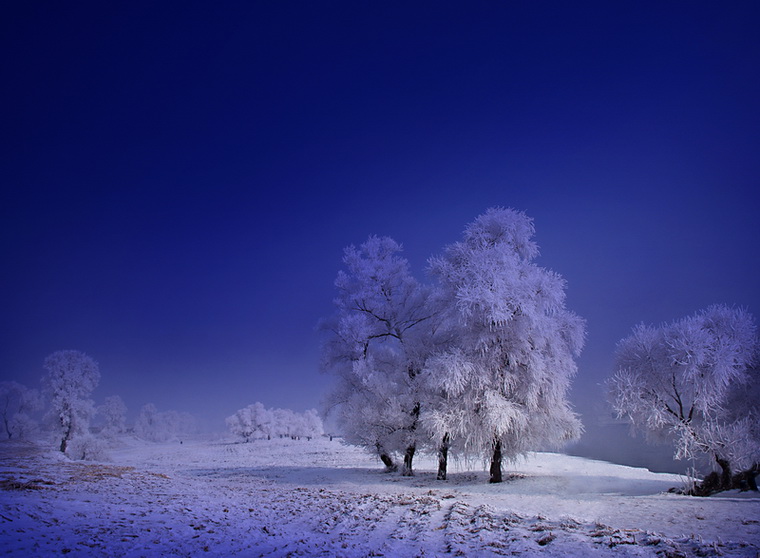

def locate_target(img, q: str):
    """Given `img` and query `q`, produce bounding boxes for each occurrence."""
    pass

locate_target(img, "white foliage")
[226,402,270,442]
[321,235,433,463]
[135,403,196,442]
[321,210,585,475]
[98,395,128,437]
[608,305,760,474]
[42,350,100,453]
[422,207,585,463]
[226,403,324,442]
[66,434,108,461]
[0,381,42,440]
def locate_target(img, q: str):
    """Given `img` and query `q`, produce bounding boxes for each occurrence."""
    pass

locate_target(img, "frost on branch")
[608,305,760,494]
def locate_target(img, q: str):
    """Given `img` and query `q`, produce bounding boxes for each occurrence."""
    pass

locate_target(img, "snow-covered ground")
[1,437,758,557]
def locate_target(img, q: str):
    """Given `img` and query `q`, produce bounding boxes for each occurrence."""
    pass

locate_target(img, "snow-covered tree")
[226,404,324,442]
[0,381,42,440]
[271,407,296,439]
[134,403,160,440]
[226,402,272,442]
[42,350,100,453]
[422,208,585,482]
[321,235,434,474]
[135,403,196,442]
[66,434,107,461]
[300,409,325,440]
[608,305,760,494]
[98,395,128,437]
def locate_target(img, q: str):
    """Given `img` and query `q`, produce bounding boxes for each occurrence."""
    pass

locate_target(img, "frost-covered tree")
[321,235,434,474]
[66,434,107,461]
[134,403,159,440]
[226,404,324,442]
[0,381,42,440]
[42,350,100,453]
[226,402,272,442]
[423,208,585,482]
[608,305,760,494]
[300,409,325,440]
[135,403,196,442]
[98,395,128,437]
[271,407,296,439]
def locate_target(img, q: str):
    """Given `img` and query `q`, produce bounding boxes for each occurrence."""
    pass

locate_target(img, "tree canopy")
[321,208,585,481]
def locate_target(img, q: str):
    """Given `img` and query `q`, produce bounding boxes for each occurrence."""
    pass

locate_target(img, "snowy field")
[1,437,759,557]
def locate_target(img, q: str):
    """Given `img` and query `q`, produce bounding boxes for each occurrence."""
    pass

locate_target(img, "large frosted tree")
[422,208,585,482]
[321,209,585,483]
[42,350,100,453]
[321,235,434,474]
[226,402,271,442]
[608,305,760,494]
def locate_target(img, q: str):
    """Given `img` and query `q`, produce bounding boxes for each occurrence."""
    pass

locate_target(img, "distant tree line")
[226,402,323,442]
[1,350,200,460]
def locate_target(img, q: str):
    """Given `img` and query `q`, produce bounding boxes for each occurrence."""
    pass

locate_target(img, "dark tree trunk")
[400,402,421,477]
[716,456,732,490]
[402,445,416,476]
[376,443,398,472]
[689,458,760,496]
[489,439,503,483]
[732,464,759,492]
[60,421,73,453]
[437,432,450,481]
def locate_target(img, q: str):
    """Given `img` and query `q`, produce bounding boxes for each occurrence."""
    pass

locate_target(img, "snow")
[1,437,759,557]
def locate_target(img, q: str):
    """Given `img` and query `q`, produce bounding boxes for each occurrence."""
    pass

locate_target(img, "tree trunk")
[437,432,450,481]
[402,445,416,476]
[376,443,397,472]
[716,456,733,491]
[401,402,421,477]
[60,421,73,453]
[732,463,759,492]
[489,439,503,483]
[688,459,759,496]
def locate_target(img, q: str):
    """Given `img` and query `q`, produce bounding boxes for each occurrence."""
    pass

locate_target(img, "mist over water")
[567,421,683,475]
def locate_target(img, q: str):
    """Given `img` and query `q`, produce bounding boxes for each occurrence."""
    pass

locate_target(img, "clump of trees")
[2,351,206,459]
[608,305,759,495]
[226,403,323,442]
[321,208,585,482]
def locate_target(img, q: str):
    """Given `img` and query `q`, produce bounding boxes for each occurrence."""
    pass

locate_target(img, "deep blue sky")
[2,2,759,458]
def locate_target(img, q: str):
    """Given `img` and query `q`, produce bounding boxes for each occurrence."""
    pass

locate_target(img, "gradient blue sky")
[2,3,759,461]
